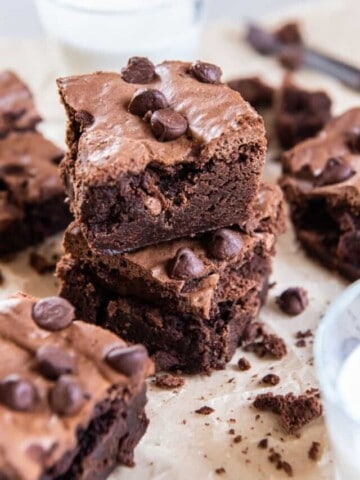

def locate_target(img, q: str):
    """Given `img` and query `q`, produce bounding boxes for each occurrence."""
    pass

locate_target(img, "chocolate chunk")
[189,61,222,84]
[105,344,147,377]
[0,377,38,412]
[337,231,360,266]
[346,129,360,152]
[276,287,308,316]
[195,405,214,415]
[150,108,188,141]
[154,374,185,389]
[261,374,280,386]
[49,375,85,416]
[74,110,94,129]
[258,438,268,449]
[36,345,75,380]
[208,228,243,260]
[121,57,156,84]
[315,157,354,186]
[168,247,205,280]
[32,297,75,331]
[238,357,251,371]
[128,89,168,117]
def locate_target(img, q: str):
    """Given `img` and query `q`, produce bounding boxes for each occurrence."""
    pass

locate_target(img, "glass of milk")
[35,0,204,74]
[315,280,360,480]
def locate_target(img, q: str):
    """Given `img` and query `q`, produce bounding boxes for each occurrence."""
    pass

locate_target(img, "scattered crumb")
[29,251,59,274]
[238,357,251,371]
[154,374,185,389]
[258,438,268,449]
[295,339,306,348]
[195,406,214,416]
[268,448,294,477]
[233,435,242,444]
[228,377,235,383]
[296,329,313,339]
[215,467,226,475]
[261,374,280,386]
[228,428,235,435]
[244,332,287,359]
[253,391,322,434]
[308,441,321,461]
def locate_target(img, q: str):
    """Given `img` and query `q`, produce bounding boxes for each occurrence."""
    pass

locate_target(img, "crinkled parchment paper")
[0,1,359,478]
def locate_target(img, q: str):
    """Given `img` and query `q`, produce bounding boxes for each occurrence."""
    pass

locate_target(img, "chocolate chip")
[337,231,360,266]
[105,344,147,377]
[150,108,188,141]
[346,129,360,152]
[0,377,38,412]
[238,357,251,371]
[315,157,355,187]
[49,375,85,416]
[276,287,308,316]
[189,61,222,84]
[128,89,168,117]
[208,229,243,260]
[74,110,94,129]
[121,57,156,84]
[36,345,75,380]
[169,247,205,280]
[32,297,75,331]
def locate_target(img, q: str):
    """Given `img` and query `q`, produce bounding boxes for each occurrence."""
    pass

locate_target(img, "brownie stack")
[56,58,285,373]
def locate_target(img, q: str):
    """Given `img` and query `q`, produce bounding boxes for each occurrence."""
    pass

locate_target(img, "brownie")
[57,185,285,373]
[280,108,360,280]
[0,131,71,256]
[275,78,332,149]
[227,77,274,109]
[57,59,266,253]
[0,70,41,137]
[0,293,153,480]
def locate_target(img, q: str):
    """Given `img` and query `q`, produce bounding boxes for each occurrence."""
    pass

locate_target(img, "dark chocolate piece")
[276,287,308,316]
[121,57,156,84]
[150,108,188,141]
[128,89,168,117]
[32,297,75,331]
[189,61,222,84]
[36,345,75,380]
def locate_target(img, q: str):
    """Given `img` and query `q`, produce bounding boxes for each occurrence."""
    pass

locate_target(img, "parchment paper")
[1,1,359,478]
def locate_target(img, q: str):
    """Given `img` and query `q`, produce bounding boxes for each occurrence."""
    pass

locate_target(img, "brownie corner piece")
[57,59,266,253]
[279,107,360,280]
[0,70,42,137]
[0,293,153,480]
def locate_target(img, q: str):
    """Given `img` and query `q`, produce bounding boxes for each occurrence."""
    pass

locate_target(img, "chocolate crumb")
[228,428,235,435]
[238,357,251,371]
[276,287,309,316]
[261,374,280,386]
[154,374,185,389]
[258,438,268,449]
[282,461,294,477]
[233,435,242,444]
[308,441,321,461]
[295,339,306,348]
[195,406,214,415]
[215,467,226,475]
[29,252,58,275]
[296,329,313,339]
[244,332,287,359]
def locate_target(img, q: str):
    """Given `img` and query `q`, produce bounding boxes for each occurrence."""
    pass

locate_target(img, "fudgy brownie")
[0,70,41,137]
[275,78,332,149]
[0,131,71,256]
[280,108,360,280]
[57,58,266,253]
[57,185,285,373]
[0,293,153,480]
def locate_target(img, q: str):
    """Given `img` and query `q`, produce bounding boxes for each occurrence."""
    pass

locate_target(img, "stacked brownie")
[56,58,285,373]
[0,71,71,255]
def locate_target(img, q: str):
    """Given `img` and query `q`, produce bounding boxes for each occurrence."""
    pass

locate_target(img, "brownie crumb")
[228,428,235,435]
[253,392,322,434]
[215,467,226,475]
[154,374,185,389]
[258,438,268,449]
[276,287,309,316]
[296,329,313,339]
[261,374,280,386]
[295,339,306,348]
[195,406,214,415]
[308,441,321,461]
[244,332,287,359]
[233,435,242,444]
[238,357,251,371]
[29,251,58,275]
[268,448,294,477]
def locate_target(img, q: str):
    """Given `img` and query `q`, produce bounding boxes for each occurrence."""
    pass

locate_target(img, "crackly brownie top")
[0,131,64,217]
[0,70,41,136]
[0,293,153,480]
[281,108,360,207]
[64,185,284,318]
[57,59,265,180]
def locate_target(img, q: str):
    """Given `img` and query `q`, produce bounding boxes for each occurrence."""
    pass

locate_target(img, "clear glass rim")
[39,0,198,15]
[314,279,360,424]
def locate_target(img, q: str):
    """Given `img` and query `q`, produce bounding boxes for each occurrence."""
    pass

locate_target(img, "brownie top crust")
[0,293,153,480]
[63,184,285,318]
[280,108,360,207]
[57,60,265,181]
[0,70,42,136]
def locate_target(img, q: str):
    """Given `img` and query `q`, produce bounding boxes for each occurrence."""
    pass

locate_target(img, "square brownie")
[57,185,285,372]
[275,78,332,149]
[0,293,153,480]
[0,131,71,256]
[280,108,360,280]
[0,70,41,137]
[57,58,266,253]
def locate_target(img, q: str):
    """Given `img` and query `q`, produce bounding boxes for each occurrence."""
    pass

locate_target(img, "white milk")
[35,0,203,73]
